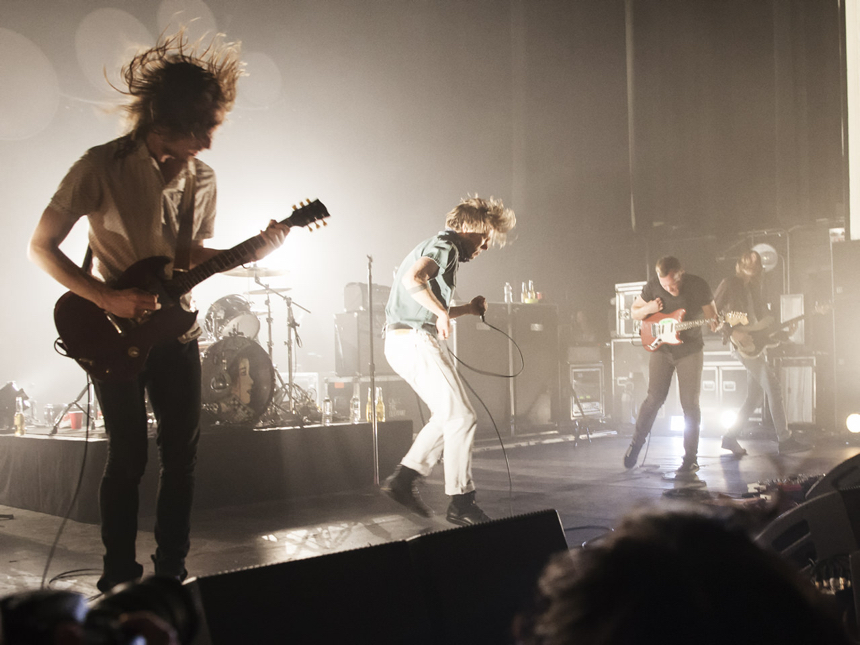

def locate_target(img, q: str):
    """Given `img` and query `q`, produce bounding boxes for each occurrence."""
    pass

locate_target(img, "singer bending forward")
[381,196,516,526]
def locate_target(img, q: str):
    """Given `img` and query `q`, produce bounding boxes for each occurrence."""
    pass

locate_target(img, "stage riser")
[0,421,412,524]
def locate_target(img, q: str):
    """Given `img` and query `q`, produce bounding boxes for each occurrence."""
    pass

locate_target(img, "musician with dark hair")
[623,257,718,473]
[28,31,289,591]
[714,251,807,456]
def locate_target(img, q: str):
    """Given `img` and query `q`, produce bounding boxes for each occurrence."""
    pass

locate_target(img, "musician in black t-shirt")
[623,256,719,473]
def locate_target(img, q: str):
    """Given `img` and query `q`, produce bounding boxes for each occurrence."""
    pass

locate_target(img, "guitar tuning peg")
[306,197,313,204]
[299,200,305,207]
[314,222,321,229]
[291,204,297,211]
[322,220,328,226]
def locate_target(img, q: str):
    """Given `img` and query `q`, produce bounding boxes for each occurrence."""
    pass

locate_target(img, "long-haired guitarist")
[623,256,718,473]
[713,250,808,456]
[28,31,289,592]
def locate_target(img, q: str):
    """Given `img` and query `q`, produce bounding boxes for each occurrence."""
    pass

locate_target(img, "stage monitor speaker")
[755,489,860,572]
[806,454,860,500]
[334,310,394,377]
[188,540,432,645]
[187,509,567,645]
[408,509,567,645]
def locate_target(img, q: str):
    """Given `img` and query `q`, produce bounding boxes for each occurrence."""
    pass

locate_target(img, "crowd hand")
[470,296,487,318]
[254,219,291,261]
[101,288,160,319]
[436,312,452,340]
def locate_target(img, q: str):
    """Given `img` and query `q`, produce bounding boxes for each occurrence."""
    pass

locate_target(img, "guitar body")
[730,317,789,359]
[54,257,197,382]
[640,309,687,351]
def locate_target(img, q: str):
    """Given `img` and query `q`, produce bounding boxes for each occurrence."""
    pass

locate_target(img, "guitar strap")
[172,162,197,272]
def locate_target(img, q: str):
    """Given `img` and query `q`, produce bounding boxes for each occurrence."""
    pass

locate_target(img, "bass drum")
[200,337,274,428]
[204,294,260,340]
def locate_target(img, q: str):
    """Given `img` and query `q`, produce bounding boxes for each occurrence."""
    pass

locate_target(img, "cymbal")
[223,265,289,278]
[247,287,292,295]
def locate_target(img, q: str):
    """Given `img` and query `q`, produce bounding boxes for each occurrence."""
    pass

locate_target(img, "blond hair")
[115,29,243,141]
[445,196,516,247]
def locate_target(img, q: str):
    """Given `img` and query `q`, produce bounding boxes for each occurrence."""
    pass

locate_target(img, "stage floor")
[2,427,858,598]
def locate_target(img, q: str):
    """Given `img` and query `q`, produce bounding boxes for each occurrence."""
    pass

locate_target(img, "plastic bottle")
[521,282,528,303]
[504,282,513,304]
[375,386,385,422]
[350,394,361,423]
[366,387,373,422]
[527,280,537,303]
[13,397,25,436]
[322,396,333,426]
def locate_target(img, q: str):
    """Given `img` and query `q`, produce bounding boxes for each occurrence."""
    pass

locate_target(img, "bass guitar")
[640,309,747,352]
[54,199,330,382]
[729,303,830,359]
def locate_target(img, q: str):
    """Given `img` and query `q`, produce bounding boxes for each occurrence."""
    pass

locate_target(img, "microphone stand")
[367,255,379,486]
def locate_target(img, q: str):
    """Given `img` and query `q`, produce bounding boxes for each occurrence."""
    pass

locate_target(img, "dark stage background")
[0,0,847,411]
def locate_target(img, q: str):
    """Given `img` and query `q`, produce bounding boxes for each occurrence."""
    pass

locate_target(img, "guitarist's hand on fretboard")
[252,219,291,262]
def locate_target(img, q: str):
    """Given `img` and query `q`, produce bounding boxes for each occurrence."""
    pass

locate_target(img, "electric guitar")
[640,309,747,352]
[53,199,330,382]
[728,303,831,359]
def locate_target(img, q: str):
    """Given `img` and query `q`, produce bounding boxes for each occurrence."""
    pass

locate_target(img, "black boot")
[446,491,490,527]
[623,440,644,469]
[381,465,433,517]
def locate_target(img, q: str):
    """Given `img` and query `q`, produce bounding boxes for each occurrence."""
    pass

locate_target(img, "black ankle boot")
[446,491,490,527]
[381,465,433,517]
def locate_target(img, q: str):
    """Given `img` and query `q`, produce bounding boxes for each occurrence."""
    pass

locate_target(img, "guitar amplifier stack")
[334,282,394,377]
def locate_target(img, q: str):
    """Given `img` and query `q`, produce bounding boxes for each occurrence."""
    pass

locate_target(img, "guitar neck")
[171,234,270,296]
[674,318,711,332]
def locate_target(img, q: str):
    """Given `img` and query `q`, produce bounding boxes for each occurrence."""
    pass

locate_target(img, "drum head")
[204,294,260,340]
[201,337,274,427]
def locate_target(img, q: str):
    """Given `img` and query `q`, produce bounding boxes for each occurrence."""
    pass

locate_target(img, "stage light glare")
[720,410,737,430]
[670,415,684,432]
[846,414,860,433]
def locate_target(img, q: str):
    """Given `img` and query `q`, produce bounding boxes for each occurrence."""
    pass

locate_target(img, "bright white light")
[720,410,738,430]
[670,415,684,432]
[847,414,860,433]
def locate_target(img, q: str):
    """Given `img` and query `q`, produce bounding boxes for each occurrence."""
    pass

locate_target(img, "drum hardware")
[247,287,292,295]
[252,276,311,420]
[223,264,290,278]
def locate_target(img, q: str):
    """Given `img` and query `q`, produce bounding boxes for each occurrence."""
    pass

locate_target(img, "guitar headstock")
[723,311,749,327]
[285,199,331,230]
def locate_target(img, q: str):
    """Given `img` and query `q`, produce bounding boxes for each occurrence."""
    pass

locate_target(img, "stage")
[0,421,413,524]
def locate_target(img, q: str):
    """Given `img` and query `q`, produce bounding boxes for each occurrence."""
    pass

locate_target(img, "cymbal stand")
[253,277,310,417]
[50,380,97,436]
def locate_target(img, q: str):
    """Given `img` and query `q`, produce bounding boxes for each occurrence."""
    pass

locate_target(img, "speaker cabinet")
[334,310,394,377]
[452,304,560,436]
[187,509,567,645]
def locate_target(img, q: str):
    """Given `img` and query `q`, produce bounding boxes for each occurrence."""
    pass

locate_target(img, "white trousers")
[384,329,477,495]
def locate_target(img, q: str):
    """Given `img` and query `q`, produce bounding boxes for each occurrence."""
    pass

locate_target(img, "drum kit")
[200,264,313,429]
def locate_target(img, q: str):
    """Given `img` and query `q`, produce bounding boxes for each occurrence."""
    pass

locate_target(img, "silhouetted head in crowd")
[519,506,850,645]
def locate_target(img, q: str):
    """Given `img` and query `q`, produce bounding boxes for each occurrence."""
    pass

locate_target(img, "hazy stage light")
[0,28,59,140]
[670,415,684,432]
[75,8,152,92]
[720,410,737,430]
[846,413,860,433]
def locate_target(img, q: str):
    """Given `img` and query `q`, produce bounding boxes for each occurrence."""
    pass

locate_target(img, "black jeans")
[632,349,704,461]
[93,338,201,579]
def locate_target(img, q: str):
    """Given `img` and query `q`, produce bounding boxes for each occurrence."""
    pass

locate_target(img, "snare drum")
[204,295,260,340]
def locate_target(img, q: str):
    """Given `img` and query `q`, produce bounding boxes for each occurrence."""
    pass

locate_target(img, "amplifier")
[343,282,391,311]
[614,281,646,338]
[569,363,605,418]
[333,311,394,377]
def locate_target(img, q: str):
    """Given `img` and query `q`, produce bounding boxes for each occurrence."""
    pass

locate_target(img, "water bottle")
[521,282,528,303]
[322,396,333,426]
[366,387,373,422]
[504,282,513,304]
[375,386,385,422]
[13,397,25,436]
[527,280,537,303]
[350,394,361,423]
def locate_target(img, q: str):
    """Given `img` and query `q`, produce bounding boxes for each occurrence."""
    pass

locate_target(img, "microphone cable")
[444,313,527,519]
